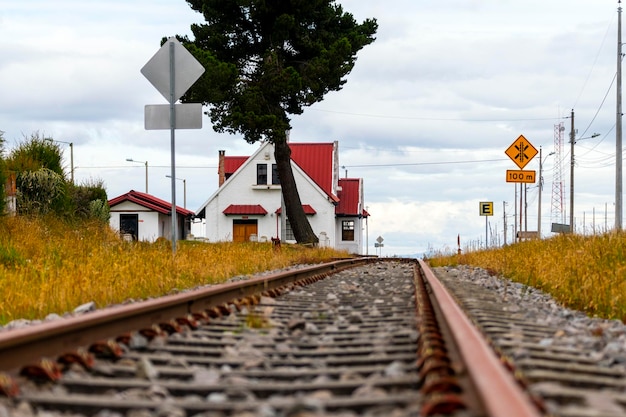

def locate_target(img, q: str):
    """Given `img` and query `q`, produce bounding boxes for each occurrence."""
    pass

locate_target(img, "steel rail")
[418,259,542,417]
[0,257,374,374]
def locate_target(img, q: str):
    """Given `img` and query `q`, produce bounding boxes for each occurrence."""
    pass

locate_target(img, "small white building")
[108,190,194,242]
[195,141,368,254]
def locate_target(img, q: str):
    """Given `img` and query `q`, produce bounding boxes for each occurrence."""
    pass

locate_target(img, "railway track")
[434,265,626,417]
[0,257,621,416]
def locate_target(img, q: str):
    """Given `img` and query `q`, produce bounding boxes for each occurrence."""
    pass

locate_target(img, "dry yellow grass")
[0,216,350,324]
[429,232,626,322]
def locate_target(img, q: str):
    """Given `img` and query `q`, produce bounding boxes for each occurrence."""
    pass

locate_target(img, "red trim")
[108,190,194,216]
[275,204,316,215]
[223,204,268,215]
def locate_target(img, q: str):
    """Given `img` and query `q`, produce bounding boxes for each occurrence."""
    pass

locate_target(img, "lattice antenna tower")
[551,122,565,224]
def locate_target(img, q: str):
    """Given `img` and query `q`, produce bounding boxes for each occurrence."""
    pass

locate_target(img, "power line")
[310,108,561,122]
[76,165,217,169]
[571,11,616,109]
[343,158,509,168]
[577,72,617,140]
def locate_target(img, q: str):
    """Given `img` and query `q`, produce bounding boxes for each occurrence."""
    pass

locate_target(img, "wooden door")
[233,220,258,242]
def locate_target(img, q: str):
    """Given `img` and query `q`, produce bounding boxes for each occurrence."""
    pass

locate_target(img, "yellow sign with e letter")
[479,201,493,216]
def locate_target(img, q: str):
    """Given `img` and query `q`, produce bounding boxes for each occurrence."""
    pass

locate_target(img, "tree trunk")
[274,137,319,244]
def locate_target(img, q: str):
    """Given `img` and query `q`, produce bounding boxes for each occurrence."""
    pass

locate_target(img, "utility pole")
[514,185,518,241]
[503,201,507,245]
[617,0,623,230]
[517,182,524,242]
[67,142,74,184]
[524,184,528,232]
[538,147,543,237]
[570,109,575,233]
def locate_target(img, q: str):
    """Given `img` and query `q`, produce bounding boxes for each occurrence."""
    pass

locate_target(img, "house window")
[257,164,267,185]
[342,220,355,241]
[271,164,280,185]
[285,219,295,240]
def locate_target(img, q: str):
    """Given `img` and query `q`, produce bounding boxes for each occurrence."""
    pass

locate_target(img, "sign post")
[375,236,384,256]
[505,135,538,242]
[479,202,493,247]
[141,37,205,253]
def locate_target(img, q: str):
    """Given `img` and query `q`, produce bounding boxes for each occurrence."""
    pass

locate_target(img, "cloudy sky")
[0,1,622,256]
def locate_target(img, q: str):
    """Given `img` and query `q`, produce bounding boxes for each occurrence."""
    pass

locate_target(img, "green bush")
[16,168,66,215]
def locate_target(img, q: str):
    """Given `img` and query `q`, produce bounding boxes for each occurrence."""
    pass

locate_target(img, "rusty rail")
[418,259,542,417]
[0,257,374,375]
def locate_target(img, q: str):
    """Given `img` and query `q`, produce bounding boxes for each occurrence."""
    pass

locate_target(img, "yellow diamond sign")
[505,135,538,169]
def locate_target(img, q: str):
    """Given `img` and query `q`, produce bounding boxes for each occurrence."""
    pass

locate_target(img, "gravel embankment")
[436,265,626,365]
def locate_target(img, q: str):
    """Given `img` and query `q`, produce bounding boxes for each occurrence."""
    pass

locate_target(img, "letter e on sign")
[479,201,494,216]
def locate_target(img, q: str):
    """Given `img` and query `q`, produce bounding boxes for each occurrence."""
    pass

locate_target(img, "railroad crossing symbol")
[505,135,538,169]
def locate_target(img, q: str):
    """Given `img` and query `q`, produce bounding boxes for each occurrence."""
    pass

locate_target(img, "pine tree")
[176,0,377,243]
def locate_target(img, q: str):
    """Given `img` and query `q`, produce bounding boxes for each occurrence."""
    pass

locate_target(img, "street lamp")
[126,158,148,193]
[45,139,74,183]
[166,175,186,209]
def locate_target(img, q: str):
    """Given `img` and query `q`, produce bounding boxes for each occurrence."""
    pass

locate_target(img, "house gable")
[197,142,276,217]
[108,190,194,217]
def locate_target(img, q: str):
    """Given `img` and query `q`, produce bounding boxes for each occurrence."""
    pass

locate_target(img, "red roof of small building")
[108,190,194,217]
[275,204,317,215]
[335,178,367,217]
[222,204,268,215]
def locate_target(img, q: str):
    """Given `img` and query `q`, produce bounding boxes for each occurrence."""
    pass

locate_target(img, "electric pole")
[570,109,575,233]
[538,147,543,237]
[617,0,623,230]
[503,201,507,245]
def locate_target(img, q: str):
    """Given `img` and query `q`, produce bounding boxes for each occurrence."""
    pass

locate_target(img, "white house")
[108,190,194,242]
[194,141,368,254]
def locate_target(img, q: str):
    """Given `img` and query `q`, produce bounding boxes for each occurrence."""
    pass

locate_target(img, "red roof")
[222,143,338,202]
[108,190,194,217]
[224,156,248,175]
[289,143,335,199]
[222,204,268,215]
[275,204,317,215]
[335,178,365,216]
